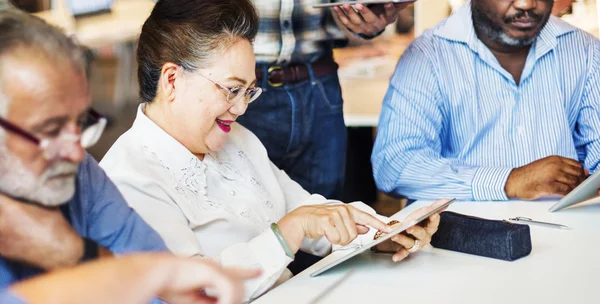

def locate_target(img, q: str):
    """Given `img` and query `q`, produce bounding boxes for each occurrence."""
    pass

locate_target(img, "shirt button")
[264,217,271,222]
[283,20,291,29]
[230,190,236,196]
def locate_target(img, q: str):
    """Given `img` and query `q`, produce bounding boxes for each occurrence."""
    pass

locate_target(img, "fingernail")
[386,3,393,8]
[356,4,363,10]
[392,256,399,262]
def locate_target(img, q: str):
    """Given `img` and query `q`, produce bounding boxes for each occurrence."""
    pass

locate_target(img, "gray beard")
[477,20,537,47]
[0,145,78,207]
[472,3,538,48]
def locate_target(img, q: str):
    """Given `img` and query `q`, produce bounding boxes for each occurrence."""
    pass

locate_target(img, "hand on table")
[375,199,447,262]
[505,156,588,200]
[333,2,413,37]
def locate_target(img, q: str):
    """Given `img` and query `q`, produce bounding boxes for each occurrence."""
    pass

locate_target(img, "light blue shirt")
[0,153,168,288]
[372,4,600,201]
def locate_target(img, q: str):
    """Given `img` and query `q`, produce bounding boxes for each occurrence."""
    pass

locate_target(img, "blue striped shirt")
[372,4,600,201]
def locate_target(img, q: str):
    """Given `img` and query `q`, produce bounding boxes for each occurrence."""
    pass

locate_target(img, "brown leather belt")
[256,55,339,87]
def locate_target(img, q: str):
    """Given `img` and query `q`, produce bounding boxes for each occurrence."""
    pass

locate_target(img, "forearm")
[373,150,512,201]
[10,255,168,304]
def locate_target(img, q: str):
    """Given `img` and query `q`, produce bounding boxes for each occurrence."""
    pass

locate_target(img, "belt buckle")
[267,65,284,87]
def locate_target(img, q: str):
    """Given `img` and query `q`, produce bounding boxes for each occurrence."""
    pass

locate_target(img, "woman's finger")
[349,207,391,233]
[330,210,351,245]
[338,206,359,242]
[391,234,416,249]
[406,226,432,245]
[321,216,342,244]
[392,248,410,262]
[424,213,441,236]
[356,224,370,235]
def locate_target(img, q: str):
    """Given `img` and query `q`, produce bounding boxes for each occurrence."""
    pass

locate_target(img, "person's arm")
[575,41,600,173]
[269,161,389,252]
[8,254,258,304]
[371,43,513,201]
[113,179,295,302]
[270,160,442,263]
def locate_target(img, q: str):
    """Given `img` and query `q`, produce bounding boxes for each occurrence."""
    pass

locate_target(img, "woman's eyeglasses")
[0,108,107,160]
[198,73,262,104]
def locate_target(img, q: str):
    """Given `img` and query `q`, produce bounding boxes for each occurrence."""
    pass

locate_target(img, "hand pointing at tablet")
[278,204,392,253]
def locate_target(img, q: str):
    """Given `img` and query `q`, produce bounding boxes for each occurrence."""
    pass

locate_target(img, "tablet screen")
[310,198,455,277]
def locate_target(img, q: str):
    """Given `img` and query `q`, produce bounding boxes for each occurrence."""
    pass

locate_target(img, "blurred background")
[6,0,598,214]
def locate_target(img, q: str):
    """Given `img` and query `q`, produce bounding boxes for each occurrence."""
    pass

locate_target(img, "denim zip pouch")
[430,211,532,261]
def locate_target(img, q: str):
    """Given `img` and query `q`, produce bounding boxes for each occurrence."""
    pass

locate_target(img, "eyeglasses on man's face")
[198,73,262,104]
[0,108,107,160]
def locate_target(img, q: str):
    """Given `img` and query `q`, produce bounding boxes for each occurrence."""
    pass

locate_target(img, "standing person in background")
[238,1,412,201]
[237,0,413,274]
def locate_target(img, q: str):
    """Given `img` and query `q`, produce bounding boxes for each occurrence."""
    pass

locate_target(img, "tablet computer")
[313,0,414,9]
[549,169,600,212]
[310,198,455,277]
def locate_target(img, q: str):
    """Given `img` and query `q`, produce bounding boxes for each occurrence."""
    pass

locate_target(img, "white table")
[254,199,600,304]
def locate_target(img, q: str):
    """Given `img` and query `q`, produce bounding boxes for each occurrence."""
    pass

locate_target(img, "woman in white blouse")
[100,0,448,301]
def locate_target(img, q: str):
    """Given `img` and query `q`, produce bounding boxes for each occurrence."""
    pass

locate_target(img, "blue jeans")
[238,65,347,200]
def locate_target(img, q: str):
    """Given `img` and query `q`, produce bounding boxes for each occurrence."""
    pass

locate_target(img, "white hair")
[0,9,83,206]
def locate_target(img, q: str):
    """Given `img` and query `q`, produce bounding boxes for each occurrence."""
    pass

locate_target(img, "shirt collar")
[434,1,577,58]
[131,104,206,181]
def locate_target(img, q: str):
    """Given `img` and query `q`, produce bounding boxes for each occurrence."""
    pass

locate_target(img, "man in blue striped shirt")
[372,0,600,201]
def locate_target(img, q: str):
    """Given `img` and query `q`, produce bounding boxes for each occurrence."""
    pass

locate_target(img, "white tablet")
[310,198,455,277]
[549,169,600,212]
[313,0,414,9]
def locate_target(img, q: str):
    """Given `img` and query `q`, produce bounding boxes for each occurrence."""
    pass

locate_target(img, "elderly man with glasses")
[0,9,168,287]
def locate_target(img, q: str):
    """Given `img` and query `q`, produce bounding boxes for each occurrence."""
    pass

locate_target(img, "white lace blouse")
[100,105,386,301]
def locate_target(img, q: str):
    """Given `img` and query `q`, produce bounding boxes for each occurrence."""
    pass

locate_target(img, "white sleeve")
[115,182,293,302]
[269,162,391,255]
[269,161,327,211]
